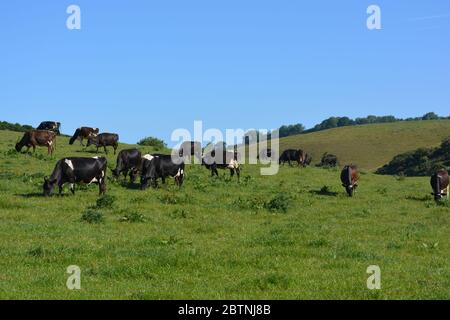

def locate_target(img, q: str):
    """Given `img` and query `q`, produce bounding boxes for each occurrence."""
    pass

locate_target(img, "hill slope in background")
[279,120,450,171]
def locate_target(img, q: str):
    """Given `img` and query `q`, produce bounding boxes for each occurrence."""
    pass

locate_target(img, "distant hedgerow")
[137,136,167,150]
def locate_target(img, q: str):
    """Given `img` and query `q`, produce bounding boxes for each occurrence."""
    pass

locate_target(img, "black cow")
[430,169,449,201]
[319,153,338,167]
[43,157,107,196]
[87,133,119,155]
[202,150,241,181]
[279,149,305,166]
[141,155,185,189]
[37,121,61,135]
[112,149,142,181]
[340,165,360,197]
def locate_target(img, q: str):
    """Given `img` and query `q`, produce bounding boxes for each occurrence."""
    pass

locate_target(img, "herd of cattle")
[13,121,450,201]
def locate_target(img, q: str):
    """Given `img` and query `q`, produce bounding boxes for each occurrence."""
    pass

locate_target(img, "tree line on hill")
[0,121,34,133]
[244,112,449,143]
[376,139,450,176]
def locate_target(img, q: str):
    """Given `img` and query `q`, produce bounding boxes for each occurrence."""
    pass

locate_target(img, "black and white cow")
[43,157,107,196]
[140,155,185,189]
[202,150,241,181]
[37,121,61,135]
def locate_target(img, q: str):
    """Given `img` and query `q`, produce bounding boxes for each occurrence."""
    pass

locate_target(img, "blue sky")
[1,1,449,144]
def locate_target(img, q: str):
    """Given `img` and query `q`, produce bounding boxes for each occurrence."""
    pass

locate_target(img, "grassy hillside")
[279,120,450,171]
[0,130,449,300]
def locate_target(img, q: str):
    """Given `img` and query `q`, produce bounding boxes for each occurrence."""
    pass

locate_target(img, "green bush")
[81,210,104,224]
[264,193,291,213]
[377,139,450,176]
[96,195,116,209]
[137,136,167,150]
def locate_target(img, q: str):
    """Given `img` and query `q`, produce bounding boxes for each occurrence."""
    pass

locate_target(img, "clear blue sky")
[1,1,449,144]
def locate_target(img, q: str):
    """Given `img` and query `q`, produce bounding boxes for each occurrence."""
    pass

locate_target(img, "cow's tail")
[69,129,80,145]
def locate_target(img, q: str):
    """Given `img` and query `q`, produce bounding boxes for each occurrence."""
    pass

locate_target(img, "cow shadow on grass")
[16,192,44,198]
[309,186,339,197]
[406,195,433,202]
[17,192,74,198]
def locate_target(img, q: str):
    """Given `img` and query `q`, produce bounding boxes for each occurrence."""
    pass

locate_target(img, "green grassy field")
[0,128,449,300]
[280,120,450,171]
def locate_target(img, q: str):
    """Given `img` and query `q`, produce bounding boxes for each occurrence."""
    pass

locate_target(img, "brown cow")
[15,130,56,156]
[69,127,99,146]
[340,164,360,197]
[430,169,449,201]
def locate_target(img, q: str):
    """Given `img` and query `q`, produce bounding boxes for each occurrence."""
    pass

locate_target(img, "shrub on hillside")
[377,139,450,176]
[137,136,167,150]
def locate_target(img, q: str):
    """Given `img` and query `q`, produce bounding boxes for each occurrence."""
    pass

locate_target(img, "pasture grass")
[0,129,449,299]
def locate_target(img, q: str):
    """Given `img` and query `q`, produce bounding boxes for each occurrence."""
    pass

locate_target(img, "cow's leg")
[59,184,64,195]
[70,184,75,195]
[99,179,106,195]
[236,167,241,182]
[104,146,108,154]
[162,177,166,184]
[152,178,158,189]
[230,168,235,178]
[113,144,117,155]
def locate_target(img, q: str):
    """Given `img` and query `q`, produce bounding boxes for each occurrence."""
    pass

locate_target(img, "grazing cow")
[340,165,360,197]
[87,133,119,155]
[279,149,305,166]
[43,157,107,196]
[15,130,57,156]
[69,127,99,146]
[320,153,338,167]
[37,121,61,135]
[202,150,241,181]
[179,141,202,162]
[430,169,449,201]
[140,155,185,189]
[112,148,143,182]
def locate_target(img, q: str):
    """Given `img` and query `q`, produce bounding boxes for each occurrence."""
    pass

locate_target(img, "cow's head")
[343,184,354,197]
[86,135,97,147]
[15,142,22,152]
[43,177,57,197]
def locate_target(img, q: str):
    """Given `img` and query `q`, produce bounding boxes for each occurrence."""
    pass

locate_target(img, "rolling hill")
[279,120,450,171]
